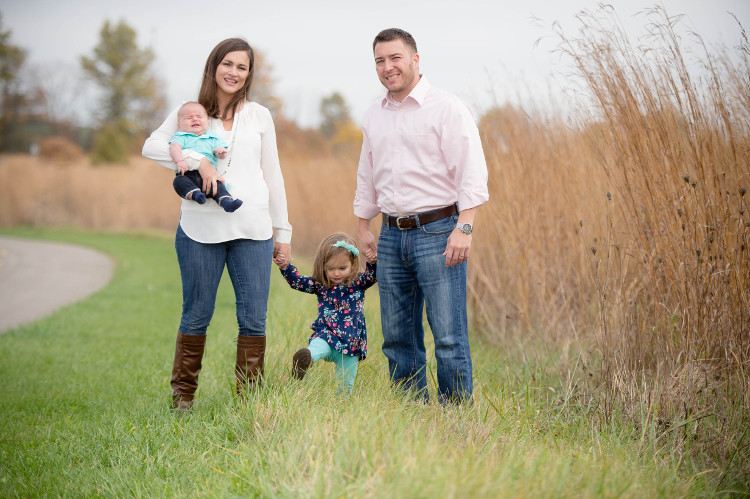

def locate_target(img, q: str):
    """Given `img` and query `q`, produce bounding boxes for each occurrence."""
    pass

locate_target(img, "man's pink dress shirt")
[354,76,489,220]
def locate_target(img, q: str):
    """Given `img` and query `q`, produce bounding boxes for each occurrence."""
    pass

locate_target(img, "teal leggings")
[309,337,359,394]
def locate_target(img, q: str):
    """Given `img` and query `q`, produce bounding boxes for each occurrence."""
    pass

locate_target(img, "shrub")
[38,136,84,163]
[90,124,129,165]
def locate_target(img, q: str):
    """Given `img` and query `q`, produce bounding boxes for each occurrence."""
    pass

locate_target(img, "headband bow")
[332,240,359,256]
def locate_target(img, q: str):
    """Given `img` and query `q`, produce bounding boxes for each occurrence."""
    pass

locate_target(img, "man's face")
[374,39,419,102]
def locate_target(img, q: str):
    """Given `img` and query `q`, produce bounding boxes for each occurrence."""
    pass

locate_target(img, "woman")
[142,38,292,411]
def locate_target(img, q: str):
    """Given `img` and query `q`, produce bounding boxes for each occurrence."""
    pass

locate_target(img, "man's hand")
[443,229,471,267]
[358,218,377,263]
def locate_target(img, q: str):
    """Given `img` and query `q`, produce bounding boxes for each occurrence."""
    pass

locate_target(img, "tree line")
[0,13,359,163]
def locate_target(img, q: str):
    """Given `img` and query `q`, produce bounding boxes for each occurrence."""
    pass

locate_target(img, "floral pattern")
[280,262,377,360]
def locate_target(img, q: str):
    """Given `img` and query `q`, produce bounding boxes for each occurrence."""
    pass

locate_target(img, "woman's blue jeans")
[175,225,273,337]
[376,213,473,403]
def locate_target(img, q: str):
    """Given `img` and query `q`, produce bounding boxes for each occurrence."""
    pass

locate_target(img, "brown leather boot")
[170,331,206,412]
[236,335,265,395]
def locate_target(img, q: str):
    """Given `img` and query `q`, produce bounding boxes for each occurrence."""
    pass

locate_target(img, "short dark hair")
[373,28,418,54]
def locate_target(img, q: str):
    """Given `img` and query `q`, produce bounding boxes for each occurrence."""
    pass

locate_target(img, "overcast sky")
[2,0,748,127]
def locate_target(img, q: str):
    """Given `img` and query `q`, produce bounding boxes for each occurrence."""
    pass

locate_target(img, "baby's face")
[177,104,209,135]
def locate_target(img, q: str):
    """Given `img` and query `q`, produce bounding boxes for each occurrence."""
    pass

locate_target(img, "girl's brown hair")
[198,38,255,120]
[312,232,361,289]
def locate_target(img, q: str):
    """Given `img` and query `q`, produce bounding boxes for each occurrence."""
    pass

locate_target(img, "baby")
[169,101,242,212]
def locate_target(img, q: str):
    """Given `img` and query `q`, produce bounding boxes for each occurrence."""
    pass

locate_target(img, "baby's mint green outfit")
[169,130,228,167]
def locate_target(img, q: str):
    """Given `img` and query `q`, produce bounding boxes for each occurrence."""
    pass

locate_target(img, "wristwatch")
[456,222,473,234]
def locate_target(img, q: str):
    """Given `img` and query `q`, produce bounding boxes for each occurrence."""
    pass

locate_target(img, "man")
[354,28,489,403]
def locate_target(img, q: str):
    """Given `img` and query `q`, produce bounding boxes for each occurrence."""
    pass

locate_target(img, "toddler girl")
[274,232,376,394]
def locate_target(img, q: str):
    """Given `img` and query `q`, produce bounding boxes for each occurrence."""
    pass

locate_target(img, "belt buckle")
[396,216,410,230]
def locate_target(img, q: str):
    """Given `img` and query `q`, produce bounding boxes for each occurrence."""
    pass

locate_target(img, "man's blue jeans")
[175,225,273,337]
[376,213,473,403]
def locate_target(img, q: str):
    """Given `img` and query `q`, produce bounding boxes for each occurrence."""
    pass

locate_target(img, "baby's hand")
[176,160,188,175]
[214,147,228,159]
[273,252,288,270]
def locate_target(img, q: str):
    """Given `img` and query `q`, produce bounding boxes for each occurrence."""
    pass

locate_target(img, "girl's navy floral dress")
[280,262,377,360]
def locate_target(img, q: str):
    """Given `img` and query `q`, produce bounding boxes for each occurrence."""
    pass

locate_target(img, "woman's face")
[215,50,251,99]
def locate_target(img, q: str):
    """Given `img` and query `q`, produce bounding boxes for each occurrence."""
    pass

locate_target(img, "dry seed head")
[606,191,612,200]
[740,186,747,197]
[683,174,690,183]
[677,208,683,217]
[591,246,597,255]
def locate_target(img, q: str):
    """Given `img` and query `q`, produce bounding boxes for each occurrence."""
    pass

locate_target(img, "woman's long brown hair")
[198,38,255,119]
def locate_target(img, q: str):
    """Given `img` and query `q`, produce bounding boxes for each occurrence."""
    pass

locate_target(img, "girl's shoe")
[292,348,312,379]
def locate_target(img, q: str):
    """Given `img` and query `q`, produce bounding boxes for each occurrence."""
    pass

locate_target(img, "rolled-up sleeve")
[353,128,381,220]
[258,107,293,244]
[442,101,489,211]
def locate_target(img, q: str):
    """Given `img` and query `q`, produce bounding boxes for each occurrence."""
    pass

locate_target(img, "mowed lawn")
[0,228,698,497]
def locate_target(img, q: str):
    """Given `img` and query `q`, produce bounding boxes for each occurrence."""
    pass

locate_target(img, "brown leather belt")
[382,204,458,230]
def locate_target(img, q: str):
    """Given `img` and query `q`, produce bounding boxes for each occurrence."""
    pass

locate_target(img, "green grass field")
[0,228,710,497]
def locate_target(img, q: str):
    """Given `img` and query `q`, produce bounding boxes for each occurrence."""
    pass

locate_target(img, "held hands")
[273,242,291,270]
[358,230,378,264]
[443,229,471,267]
[214,147,228,159]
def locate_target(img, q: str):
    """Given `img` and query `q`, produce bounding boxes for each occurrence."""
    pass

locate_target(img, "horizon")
[2,0,749,128]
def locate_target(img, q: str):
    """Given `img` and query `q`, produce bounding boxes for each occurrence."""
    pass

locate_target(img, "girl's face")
[215,50,251,99]
[325,252,353,285]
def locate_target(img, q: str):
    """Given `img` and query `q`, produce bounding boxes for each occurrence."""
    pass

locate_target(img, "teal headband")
[332,240,359,256]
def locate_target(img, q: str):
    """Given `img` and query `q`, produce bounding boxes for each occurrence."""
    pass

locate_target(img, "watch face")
[459,223,472,234]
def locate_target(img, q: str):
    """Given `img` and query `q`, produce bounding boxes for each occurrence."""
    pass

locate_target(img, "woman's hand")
[274,242,291,269]
[197,157,224,195]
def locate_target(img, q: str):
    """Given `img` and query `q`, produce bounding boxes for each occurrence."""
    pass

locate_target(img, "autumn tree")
[319,92,352,140]
[250,51,283,119]
[319,92,361,157]
[0,13,27,152]
[80,20,165,163]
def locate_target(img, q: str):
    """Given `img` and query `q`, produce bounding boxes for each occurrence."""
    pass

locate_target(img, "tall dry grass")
[0,154,180,231]
[0,149,359,251]
[473,5,749,481]
[561,5,749,409]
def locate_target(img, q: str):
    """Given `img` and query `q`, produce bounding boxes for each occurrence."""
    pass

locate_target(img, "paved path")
[0,236,114,333]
